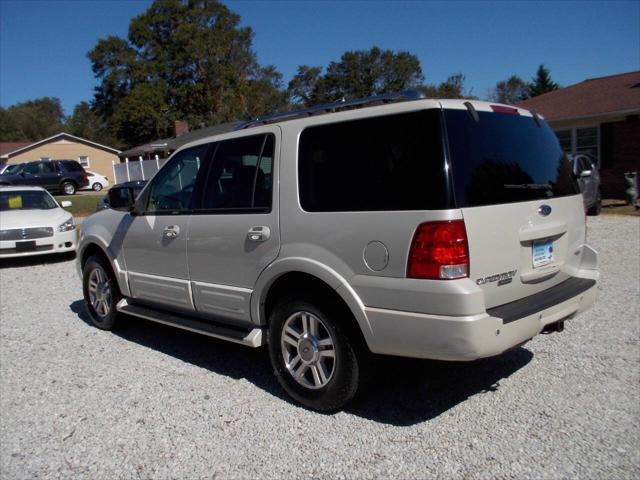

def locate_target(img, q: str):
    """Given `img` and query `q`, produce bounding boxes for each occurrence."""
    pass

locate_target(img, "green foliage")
[528,64,559,97]
[287,48,425,107]
[87,0,286,147]
[0,98,66,141]
[489,75,530,104]
[67,102,121,148]
[418,74,474,99]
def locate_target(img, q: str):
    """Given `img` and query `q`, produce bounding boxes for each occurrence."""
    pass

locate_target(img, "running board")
[116,299,264,347]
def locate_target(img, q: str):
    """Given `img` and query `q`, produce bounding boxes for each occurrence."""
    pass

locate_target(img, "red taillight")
[407,220,470,280]
[490,104,520,115]
[82,171,88,182]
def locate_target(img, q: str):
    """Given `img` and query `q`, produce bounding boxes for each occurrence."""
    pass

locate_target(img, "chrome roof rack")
[235,90,426,130]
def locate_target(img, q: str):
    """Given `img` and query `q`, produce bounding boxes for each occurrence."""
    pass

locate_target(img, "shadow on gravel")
[0,252,76,268]
[70,299,533,426]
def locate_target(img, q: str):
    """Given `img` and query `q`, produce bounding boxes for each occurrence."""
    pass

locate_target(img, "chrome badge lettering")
[476,270,517,286]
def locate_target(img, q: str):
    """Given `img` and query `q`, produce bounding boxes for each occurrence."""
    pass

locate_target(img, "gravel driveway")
[1,215,638,479]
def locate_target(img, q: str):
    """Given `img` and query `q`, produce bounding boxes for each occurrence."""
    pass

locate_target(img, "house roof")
[0,142,31,159]
[0,132,121,159]
[516,71,640,122]
[119,122,241,158]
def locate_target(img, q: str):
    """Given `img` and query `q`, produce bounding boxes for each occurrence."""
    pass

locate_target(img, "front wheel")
[587,195,602,216]
[62,181,76,195]
[82,255,121,330]
[268,298,361,412]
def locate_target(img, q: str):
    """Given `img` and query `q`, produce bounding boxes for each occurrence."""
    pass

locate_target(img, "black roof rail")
[235,90,426,130]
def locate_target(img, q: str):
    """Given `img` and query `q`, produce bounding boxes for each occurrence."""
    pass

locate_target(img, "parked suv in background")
[77,93,599,411]
[0,160,88,195]
[569,153,601,215]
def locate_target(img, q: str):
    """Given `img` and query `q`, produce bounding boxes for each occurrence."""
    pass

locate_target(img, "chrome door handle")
[163,225,180,238]
[247,226,270,242]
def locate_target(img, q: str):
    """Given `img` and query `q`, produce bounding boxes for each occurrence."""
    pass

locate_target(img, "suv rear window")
[445,110,579,207]
[298,110,449,212]
[60,160,84,172]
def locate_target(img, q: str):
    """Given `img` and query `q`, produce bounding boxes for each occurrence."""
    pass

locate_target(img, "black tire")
[92,182,103,192]
[61,181,77,195]
[82,255,121,330]
[268,297,361,412]
[587,196,602,216]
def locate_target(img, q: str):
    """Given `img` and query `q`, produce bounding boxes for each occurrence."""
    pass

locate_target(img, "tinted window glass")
[61,161,84,172]
[40,162,56,174]
[299,110,448,212]
[23,163,40,175]
[201,134,274,211]
[445,110,579,207]
[147,144,209,212]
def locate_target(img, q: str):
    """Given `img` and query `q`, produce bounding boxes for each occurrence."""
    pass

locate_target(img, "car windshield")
[0,191,58,211]
[1,164,22,176]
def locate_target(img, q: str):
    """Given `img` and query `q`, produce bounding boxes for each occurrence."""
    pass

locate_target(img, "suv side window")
[201,134,274,211]
[40,162,56,174]
[147,144,210,213]
[22,163,40,175]
[298,110,448,212]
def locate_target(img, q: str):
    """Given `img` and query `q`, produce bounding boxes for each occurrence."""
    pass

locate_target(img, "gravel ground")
[0,215,638,479]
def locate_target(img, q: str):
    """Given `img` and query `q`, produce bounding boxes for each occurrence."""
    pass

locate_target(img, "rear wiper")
[503,183,552,190]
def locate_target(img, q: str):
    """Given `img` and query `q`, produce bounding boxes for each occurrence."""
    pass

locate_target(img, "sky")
[0,0,638,116]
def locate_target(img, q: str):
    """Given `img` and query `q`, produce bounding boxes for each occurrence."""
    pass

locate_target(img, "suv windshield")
[445,110,579,207]
[0,190,58,211]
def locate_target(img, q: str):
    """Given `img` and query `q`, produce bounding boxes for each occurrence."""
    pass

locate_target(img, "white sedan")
[0,186,77,258]
[82,171,110,192]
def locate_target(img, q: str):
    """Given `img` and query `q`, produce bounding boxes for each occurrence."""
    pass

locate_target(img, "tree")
[0,97,66,141]
[287,47,424,107]
[489,75,530,104]
[67,102,120,147]
[87,0,286,147]
[528,64,559,97]
[417,74,474,99]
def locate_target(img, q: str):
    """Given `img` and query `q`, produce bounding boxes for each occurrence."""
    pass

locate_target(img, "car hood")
[0,208,71,229]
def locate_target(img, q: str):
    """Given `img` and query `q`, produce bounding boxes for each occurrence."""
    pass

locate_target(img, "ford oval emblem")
[538,204,552,217]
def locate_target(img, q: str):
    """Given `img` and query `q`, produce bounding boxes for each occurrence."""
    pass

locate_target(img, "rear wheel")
[62,181,76,195]
[82,255,121,330]
[268,298,361,411]
[92,182,103,192]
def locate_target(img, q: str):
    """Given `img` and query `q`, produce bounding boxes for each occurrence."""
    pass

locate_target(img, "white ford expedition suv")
[77,93,598,411]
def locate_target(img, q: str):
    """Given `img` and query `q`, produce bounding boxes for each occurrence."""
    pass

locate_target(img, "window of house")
[556,130,572,153]
[79,156,90,167]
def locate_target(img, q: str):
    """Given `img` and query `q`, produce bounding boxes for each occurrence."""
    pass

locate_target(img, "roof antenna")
[463,101,479,123]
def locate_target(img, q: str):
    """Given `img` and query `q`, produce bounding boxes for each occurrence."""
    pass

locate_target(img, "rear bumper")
[363,276,598,361]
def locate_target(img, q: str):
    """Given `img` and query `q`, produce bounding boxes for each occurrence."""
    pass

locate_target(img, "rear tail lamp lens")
[407,220,470,280]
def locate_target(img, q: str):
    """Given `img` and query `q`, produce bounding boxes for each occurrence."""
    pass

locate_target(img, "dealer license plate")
[15,241,36,252]
[532,239,553,268]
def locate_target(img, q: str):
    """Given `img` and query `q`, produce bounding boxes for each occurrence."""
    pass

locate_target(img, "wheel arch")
[79,237,130,297]
[252,259,374,350]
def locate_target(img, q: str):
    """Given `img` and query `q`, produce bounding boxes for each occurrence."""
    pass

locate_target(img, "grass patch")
[55,195,101,217]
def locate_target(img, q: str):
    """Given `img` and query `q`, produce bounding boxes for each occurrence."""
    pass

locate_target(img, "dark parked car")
[0,160,89,195]
[569,153,601,216]
[96,180,147,211]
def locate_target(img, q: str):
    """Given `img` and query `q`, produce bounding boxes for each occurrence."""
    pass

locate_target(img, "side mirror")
[60,200,72,208]
[108,187,136,211]
[580,170,592,178]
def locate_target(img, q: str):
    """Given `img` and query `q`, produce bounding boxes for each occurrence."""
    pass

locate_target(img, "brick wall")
[600,117,640,199]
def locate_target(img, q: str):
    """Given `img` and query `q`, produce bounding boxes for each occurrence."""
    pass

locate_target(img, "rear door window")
[200,134,274,211]
[445,110,579,207]
[298,110,449,212]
